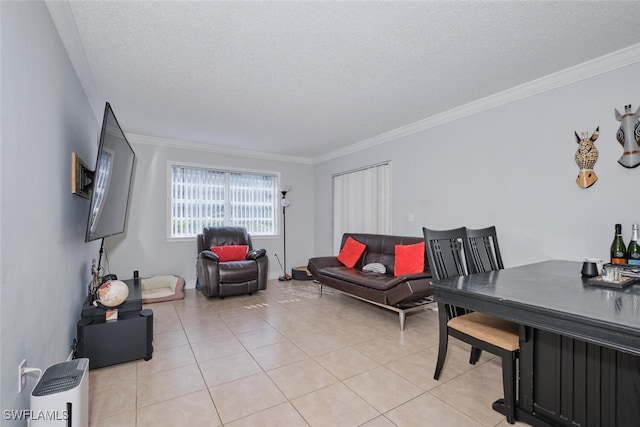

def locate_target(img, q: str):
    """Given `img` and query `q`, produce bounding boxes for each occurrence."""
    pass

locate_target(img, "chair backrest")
[423,227,470,281]
[465,226,504,274]
[198,226,253,253]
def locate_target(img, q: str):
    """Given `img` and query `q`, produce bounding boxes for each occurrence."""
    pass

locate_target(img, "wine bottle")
[611,223,627,265]
[628,224,640,266]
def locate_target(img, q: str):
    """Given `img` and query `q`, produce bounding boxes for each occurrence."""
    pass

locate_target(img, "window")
[170,164,277,238]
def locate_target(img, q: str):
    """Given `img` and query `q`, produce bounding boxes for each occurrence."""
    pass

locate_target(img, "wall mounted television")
[72,102,135,243]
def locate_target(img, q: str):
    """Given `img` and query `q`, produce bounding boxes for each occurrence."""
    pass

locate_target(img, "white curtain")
[333,162,391,253]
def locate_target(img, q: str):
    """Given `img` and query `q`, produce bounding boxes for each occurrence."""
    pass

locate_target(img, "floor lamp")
[278,185,292,281]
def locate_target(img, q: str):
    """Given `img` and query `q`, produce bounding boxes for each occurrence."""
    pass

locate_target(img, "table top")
[431,260,640,355]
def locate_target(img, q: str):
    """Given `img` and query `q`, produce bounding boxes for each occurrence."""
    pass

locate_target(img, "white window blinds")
[170,165,276,237]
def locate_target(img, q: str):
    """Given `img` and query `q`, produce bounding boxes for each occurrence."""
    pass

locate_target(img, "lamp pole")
[279,187,292,281]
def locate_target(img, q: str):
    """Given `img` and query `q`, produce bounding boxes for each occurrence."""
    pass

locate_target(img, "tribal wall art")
[574,127,599,189]
[614,104,640,168]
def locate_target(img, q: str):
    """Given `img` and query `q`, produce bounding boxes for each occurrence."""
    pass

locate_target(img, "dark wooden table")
[431,260,640,427]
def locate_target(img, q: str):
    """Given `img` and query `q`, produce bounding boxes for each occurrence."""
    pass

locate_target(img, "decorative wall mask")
[574,127,599,188]
[614,104,640,168]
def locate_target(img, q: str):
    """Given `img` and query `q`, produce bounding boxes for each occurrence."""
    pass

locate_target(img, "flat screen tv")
[85,102,135,242]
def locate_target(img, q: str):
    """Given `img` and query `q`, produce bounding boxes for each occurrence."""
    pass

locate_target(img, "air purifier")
[30,358,89,426]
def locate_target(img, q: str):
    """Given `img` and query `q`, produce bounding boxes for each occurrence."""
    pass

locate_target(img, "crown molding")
[127,133,315,165]
[312,43,640,164]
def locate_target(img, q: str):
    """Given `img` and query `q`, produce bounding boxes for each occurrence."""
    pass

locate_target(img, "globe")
[97,280,129,307]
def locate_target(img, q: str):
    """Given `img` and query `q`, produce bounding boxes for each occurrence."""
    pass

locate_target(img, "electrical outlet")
[18,359,26,394]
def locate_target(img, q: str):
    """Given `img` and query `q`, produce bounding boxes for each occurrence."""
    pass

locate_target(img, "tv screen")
[85,102,135,242]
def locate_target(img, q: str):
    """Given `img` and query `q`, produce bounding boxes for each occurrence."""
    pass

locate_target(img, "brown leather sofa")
[196,226,268,298]
[307,233,433,330]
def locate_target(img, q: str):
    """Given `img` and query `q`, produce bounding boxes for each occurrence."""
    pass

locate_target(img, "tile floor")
[88,279,531,427]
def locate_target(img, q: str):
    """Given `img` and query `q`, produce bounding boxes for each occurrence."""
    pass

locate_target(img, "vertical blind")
[171,165,276,237]
[332,162,391,253]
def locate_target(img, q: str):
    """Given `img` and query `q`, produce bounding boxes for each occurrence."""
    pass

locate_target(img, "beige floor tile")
[153,329,189,351]
[430,364,506,426]
[343,366,424,413]
[190,337,246,363]
[385,393,483,427]
[224,315,272,334]
[385,349,442,391]
[199,351,263,387]
[137,389,221,427]
[236,325,288,349]
[178,310,222,330]
[267,358,338,399]
[136,364,205,408]
[89,378,137,422]
[89,361,137,392]
[136,344,195,377]
[314,347,379,380]
[249,341,309,371]
[291,382,380,427]
[354,335,421,365]
[154,310,183,335]
[361,415,398,427]
[184,324,236,344]
[209,373,287,424]
[89,410,136,427]
[266,318,320,340]
[291,331,351,357]
[224,402,309,427]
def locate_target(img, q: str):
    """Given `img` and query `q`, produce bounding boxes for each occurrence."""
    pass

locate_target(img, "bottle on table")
[628,224,640,266]
[611,223,627,265]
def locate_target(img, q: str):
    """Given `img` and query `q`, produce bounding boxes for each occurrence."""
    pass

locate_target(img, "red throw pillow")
[211,245,249,262]
[337,237,366,268]
[394,242,425,276]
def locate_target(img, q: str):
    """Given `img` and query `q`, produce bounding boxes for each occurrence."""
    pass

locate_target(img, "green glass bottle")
[627,224,640,266]
[611,223,627,265]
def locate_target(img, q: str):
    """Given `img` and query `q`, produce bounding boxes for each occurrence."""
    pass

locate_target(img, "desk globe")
[97,280,129,307]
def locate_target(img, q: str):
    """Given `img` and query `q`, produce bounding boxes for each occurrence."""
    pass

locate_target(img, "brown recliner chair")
[196,226,268,298]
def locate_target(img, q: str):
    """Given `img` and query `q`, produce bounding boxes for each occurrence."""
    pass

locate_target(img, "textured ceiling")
[53,1,640,160]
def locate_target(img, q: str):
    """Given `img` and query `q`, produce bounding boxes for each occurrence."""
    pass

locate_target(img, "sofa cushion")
[394,242,425,276]
[317,266,428,292]
[211,245,249,262]
[337,237,366,268]
[219,260,258,282]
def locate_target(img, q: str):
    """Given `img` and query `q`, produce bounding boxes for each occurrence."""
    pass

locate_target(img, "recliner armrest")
[247,248,266,260]
[200,250,220,262]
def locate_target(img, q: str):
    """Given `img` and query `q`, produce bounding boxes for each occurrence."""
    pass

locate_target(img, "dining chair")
[465,226,504,273]
[423,226,519,424]
[465,226,506,364]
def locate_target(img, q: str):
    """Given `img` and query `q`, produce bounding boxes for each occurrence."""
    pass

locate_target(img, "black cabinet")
[519,328,640,427]
[75,278,153,369]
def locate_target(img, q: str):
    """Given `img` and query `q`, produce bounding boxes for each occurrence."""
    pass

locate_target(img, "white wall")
[105,139,315,284]
[1,1,98,420]
[314,62,640,268]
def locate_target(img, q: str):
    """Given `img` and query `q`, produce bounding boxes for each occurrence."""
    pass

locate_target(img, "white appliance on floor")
[30,358,89,426]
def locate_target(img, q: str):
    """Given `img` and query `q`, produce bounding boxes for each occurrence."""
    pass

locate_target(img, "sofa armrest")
[199,250,220,262]
[247,248,266,260]
[307,256,342,278]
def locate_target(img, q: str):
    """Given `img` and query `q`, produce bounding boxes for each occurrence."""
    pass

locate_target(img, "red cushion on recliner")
[211,245,249,262]
[337,237,366,268]
[394,242,425,276]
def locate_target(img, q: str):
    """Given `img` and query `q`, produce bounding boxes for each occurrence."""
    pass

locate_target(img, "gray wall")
[1,1,98,421]
[314,62,640,267]
[105,139,315,283]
